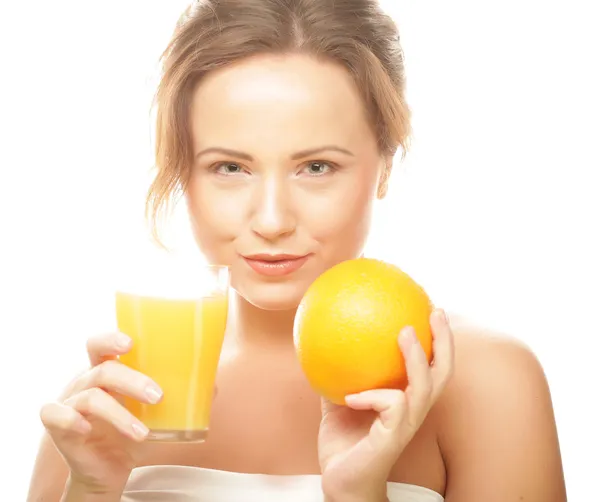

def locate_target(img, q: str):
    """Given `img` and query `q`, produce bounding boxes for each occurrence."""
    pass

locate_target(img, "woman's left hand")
[318,309,455,502]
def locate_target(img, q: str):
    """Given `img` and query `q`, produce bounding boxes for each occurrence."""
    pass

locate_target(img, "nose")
[250,174,296,241]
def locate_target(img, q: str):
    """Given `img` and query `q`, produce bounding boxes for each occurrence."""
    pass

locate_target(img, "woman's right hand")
[39,332,163,495]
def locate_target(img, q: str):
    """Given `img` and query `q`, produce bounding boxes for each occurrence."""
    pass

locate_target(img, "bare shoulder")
[431,313,566,502]
[441,313,550,405]
[447,313,546,387]
[435,312,552,452]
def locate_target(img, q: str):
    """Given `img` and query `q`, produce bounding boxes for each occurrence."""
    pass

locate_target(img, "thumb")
[320,396,345,417]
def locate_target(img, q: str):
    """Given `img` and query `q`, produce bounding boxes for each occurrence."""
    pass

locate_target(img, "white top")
[122,465,444,502]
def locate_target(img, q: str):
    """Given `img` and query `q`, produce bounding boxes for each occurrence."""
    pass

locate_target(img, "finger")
[399,326,433,427]
[429,309,455,400]
[345,389,407,458]
[80,360,163,405]
[40,402,92,437]
[64,388,149,441]
[87,332,132,367]
[345,389,406,431]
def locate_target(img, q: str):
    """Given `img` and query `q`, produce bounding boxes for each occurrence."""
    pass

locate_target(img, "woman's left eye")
[301,161,335,176]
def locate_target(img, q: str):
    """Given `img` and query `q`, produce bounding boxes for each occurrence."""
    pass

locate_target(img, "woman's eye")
[213,162,244,175]
[303,161,334,176]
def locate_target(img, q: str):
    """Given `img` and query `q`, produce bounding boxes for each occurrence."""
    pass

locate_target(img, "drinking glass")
[115,263,229,442]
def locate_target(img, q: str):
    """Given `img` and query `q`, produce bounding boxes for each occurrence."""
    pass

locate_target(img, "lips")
[242,253,311,277]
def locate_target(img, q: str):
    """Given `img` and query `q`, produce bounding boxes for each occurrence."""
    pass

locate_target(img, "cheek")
[185,181,242,262]
[302,176,376,252]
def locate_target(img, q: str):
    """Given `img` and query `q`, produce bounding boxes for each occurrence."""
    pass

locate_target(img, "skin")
[27,54,567,502]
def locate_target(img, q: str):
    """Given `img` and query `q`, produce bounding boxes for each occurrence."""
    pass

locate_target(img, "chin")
[233,280,309,311]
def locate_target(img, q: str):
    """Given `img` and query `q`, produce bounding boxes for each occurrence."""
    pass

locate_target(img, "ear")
[377,155,394,199]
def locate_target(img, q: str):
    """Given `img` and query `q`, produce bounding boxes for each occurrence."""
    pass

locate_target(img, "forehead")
[189,54,377,153]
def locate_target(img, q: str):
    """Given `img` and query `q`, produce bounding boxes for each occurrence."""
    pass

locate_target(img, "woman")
[27,1,566,501]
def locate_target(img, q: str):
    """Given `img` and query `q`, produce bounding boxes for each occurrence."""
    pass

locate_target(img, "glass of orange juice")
[115,262,229,442]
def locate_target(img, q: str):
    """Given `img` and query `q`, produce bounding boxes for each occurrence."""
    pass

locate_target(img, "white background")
[1,1,598,500]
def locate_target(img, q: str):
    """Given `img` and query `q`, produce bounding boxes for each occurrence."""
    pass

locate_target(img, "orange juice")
[116,291,228,441]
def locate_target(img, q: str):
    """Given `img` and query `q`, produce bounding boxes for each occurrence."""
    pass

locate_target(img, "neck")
[230,291,298,350]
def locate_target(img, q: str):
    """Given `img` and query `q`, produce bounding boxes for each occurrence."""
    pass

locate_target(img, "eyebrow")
[194,145,355,161]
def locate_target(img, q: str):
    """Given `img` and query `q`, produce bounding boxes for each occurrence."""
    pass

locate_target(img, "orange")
[293,258,434,405]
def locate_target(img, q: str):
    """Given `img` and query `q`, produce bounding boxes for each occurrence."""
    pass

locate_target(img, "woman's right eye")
[212,162,246,176]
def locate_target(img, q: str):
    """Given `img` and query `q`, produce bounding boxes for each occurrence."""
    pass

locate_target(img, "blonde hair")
[147,0,411,241]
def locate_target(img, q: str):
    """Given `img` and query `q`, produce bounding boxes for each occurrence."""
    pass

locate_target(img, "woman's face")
[187,54,386,310]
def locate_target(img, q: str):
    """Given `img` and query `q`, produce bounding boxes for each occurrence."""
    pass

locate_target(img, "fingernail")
[344,393,365,406]
[131,422,149,439]
[145,384,163,404]
[435,309,447,323]
[400,327,415,354]
[116,333,132,349]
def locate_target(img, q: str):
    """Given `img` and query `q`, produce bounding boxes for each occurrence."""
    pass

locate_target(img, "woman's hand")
[318,309,455,502]
[39,332,163,495]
